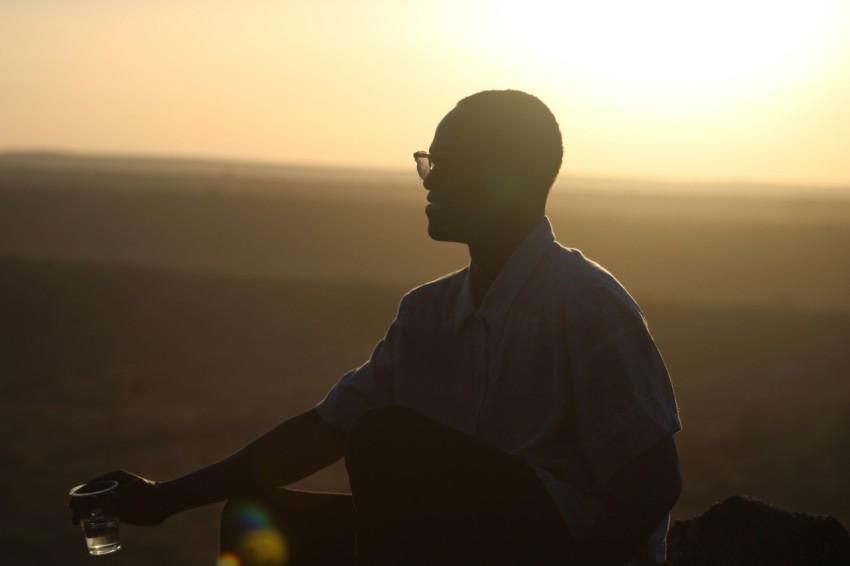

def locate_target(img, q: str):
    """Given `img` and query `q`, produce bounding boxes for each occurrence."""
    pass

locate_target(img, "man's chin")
[427,226,459,243]
[427,222,467,244]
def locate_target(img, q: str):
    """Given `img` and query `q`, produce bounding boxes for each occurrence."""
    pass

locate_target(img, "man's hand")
[69,470,169,527]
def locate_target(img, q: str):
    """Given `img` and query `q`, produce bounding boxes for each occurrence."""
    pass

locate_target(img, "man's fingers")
[87,469,126,484]
[68,499,81,525]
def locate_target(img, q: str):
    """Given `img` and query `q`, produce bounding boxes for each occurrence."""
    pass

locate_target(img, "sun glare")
[1,0,847,184]
[465,0,841,95]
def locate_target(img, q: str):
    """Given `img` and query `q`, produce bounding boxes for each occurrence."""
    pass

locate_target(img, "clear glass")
[413,151,432,180]
[69,480,122,555]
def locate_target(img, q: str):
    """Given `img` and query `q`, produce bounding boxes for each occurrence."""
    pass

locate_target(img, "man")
[72,90,682,565]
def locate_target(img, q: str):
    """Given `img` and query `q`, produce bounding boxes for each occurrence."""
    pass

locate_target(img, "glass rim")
[69,480,119,497]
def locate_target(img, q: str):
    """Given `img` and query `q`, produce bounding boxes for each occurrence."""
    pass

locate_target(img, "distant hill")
[3,149,849,200]
[2,151,849,310]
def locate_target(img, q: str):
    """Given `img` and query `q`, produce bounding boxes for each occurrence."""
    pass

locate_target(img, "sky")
[2,0,849,187]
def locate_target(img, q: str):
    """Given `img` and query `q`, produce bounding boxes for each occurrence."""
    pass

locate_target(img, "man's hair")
[455,90,563,198]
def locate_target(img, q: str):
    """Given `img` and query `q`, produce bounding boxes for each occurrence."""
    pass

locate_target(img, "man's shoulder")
[399,267,467,311]
[542,243,640,311]
[544,243,622,290]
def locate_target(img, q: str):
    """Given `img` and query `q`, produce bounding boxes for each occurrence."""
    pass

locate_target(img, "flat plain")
[1,154,848,565]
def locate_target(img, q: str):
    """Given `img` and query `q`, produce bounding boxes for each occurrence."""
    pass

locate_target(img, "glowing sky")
[2,0,849,186]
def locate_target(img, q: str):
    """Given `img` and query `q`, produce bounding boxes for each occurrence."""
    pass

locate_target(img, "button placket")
[472,314,489,432]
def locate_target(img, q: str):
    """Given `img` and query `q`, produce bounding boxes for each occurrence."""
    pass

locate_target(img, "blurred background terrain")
[1,153,848,565]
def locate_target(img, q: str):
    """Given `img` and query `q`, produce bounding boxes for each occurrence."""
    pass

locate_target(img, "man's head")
[420,90,563,245]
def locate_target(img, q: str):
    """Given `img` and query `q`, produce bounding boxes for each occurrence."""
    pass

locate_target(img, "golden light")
[1,1,848,185]
[427,0,849,184]
[458,0,843,97]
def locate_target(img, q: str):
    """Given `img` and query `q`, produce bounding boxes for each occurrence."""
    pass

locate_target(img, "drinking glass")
[69,480,122,555]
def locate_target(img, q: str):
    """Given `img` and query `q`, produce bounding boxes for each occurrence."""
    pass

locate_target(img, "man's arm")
[570,434,682,565]
[78,409,347,526]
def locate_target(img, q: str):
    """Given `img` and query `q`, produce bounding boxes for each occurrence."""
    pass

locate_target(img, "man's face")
[422,108,506,245]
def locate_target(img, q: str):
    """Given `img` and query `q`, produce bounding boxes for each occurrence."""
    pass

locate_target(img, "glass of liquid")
[69,480,122,555]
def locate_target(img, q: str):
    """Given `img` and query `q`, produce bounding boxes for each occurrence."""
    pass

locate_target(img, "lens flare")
[234,503,273,531]
[221,501,289,566]
[237,529,288,565]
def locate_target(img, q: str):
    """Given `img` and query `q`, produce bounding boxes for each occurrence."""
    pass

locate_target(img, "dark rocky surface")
[666,495,850,566]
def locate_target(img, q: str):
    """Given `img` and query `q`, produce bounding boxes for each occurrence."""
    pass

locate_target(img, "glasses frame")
[413,150,432,180]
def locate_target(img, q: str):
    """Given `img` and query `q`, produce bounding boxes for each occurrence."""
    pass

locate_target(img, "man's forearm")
[158,409,348,518]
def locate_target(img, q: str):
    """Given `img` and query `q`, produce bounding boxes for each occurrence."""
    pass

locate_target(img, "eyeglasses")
[413,151,432,181]
[413,151,476,181]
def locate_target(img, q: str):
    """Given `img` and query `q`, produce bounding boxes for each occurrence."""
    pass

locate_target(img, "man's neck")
[467,214,543,308]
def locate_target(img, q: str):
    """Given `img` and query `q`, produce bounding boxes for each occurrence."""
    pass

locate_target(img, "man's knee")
[351,404,423,437]
[345,405,425,475]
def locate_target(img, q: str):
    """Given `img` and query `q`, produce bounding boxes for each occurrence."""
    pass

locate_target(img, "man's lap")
[221,406,571,564]
[346,405,571,563]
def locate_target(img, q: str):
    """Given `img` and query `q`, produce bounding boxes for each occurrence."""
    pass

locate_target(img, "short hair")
[455,90,563,197]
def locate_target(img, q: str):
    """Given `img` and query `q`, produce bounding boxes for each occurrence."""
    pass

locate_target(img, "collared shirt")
[316,217,681,564]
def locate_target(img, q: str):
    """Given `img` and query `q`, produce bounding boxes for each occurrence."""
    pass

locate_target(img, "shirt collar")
[452,217,556,333]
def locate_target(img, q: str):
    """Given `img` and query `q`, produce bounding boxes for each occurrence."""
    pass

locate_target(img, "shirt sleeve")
[566,282,681,484]
[314,313,398,431]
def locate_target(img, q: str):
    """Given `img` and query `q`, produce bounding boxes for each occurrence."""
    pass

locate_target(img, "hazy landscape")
[1,153,848,565]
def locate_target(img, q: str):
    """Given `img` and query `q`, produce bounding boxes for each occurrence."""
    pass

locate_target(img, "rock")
[666,495,850,566]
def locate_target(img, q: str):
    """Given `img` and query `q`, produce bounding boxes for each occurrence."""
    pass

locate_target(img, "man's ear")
[483,168,521,208]
[484,161,539,207]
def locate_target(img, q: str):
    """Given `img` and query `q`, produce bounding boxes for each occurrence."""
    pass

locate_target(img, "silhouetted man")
[72,90,682,565]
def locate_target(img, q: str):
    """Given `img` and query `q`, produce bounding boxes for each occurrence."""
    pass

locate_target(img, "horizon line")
[2,146,849,193]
